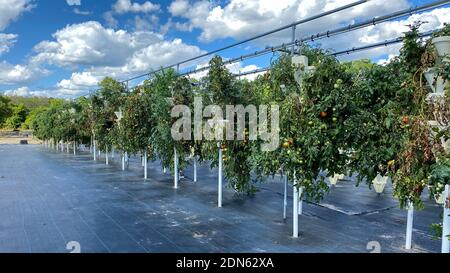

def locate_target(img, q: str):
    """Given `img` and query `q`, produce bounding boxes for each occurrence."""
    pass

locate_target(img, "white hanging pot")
[442,139,450,153]
[424,68,436,92]
[427,121,449,152]
[435,76,448,95]
[329,176,338,186]
[372,174,389,194]
[292,55,309,67]
[435,193,445,204]
[424,68,448,97]
[329,173,345,186]
[292,55,315,87]
[432,36,450,57]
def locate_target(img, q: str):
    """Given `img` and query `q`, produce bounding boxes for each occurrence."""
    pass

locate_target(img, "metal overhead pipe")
[231,30,434,78]
[121,0,369,83]
[330,31,432,56]
[179,1,447,78]
[94,0,448,91]
[299,0,450,44]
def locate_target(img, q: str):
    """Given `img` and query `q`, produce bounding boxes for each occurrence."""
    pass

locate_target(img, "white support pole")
[298,187,303,215]
[144,151,148,180]
[193,156,197,182]
[141,154,145,167]
[73,141,76,155]
[293,170,299,238]
[67,142,70,153]
[163,167,167,173]
[218,144,223,208]
[174,147,178,189]
[405,202,414,250]
[105,147,109,165]
[93,139,97,161]
[90,136,93,153]
[442,185,450,253]
[283,174,287,221]
[291,25,298,234]
[121,152,125,171]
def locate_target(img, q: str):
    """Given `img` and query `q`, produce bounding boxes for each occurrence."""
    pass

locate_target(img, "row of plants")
[32,24,449,226]
[0,96,59,130]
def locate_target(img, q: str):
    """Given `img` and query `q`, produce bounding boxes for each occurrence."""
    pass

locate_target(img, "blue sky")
[0,0,449,98]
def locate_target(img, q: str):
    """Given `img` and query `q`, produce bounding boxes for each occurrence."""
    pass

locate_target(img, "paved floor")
[0,145,443,253]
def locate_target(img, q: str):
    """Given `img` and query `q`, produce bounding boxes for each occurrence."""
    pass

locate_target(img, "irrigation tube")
[123,0,368,83]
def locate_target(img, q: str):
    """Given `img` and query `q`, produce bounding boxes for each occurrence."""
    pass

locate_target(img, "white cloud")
[2,86,64,98]
[0,33,17,55]
[103,11,118,28]
[73,8,91,16]
[167,0,412,43]
[23,21,205,95]
[0,61,49,85]
[113,0,160,14]
[133,14,159,31]
[166,0,450,62]
[334,7,450,62]
[31,21,164,67]
[376,54,397,65]
[175,22,193,32]
[0,20,204,97]
[3,86,30,96]
[0,0,34,31]
[168,0,189,16]
[66,0,81,6]
[57,71,100,90]
[56,37,205,93]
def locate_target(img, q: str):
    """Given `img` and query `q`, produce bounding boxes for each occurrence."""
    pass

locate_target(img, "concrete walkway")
[0,145,442,253]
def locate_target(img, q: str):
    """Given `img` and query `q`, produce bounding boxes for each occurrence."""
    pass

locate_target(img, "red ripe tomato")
[402,116,410,124]
[320,111,328,118]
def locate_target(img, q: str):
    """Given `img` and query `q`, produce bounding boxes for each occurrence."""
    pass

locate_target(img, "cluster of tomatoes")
[221,143,228,162]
